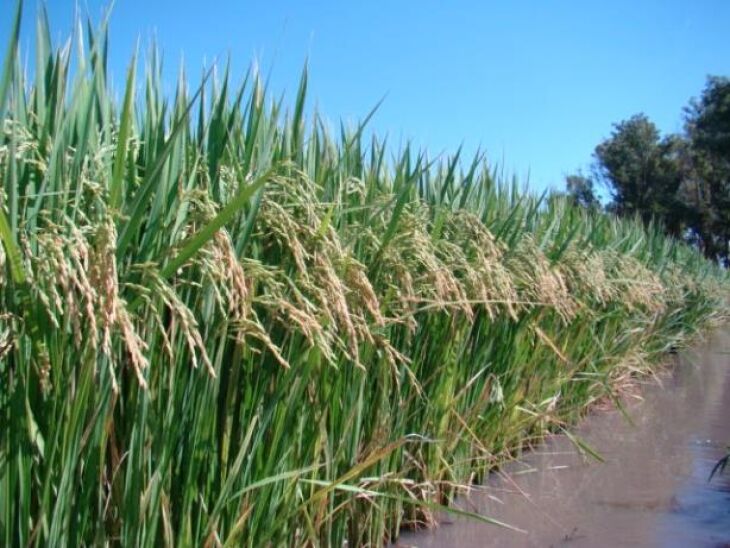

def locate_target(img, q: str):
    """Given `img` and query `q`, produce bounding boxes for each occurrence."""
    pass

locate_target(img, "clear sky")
[3,1,730,192]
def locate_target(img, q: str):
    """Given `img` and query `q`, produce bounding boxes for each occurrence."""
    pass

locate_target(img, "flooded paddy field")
[398,329,730,547]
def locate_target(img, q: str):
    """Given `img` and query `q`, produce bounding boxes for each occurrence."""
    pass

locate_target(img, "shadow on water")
[397,329,730,548]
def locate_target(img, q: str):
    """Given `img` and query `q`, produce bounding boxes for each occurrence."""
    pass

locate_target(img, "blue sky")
[3,1,730,192]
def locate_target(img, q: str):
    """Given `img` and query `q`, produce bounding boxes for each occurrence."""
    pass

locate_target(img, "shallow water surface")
[397,329,730,547]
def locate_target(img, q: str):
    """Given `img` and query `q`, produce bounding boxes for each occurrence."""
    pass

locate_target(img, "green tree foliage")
[594,114,687,237]
[584,78,730,263]
[565,173,599,210]
[684,76,730,263]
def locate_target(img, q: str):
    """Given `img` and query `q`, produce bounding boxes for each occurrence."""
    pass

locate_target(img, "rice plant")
[0,3,727,546]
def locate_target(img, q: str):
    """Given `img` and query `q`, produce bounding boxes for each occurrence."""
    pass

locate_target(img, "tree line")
[565,76,730,264]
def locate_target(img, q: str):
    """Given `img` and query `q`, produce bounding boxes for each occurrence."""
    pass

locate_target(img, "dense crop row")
[1,6,727,546]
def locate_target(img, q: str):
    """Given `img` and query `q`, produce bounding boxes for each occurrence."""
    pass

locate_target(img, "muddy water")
[398,329,730,547]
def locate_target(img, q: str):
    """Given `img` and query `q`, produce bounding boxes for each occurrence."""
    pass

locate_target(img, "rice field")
[1,5,728,546]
